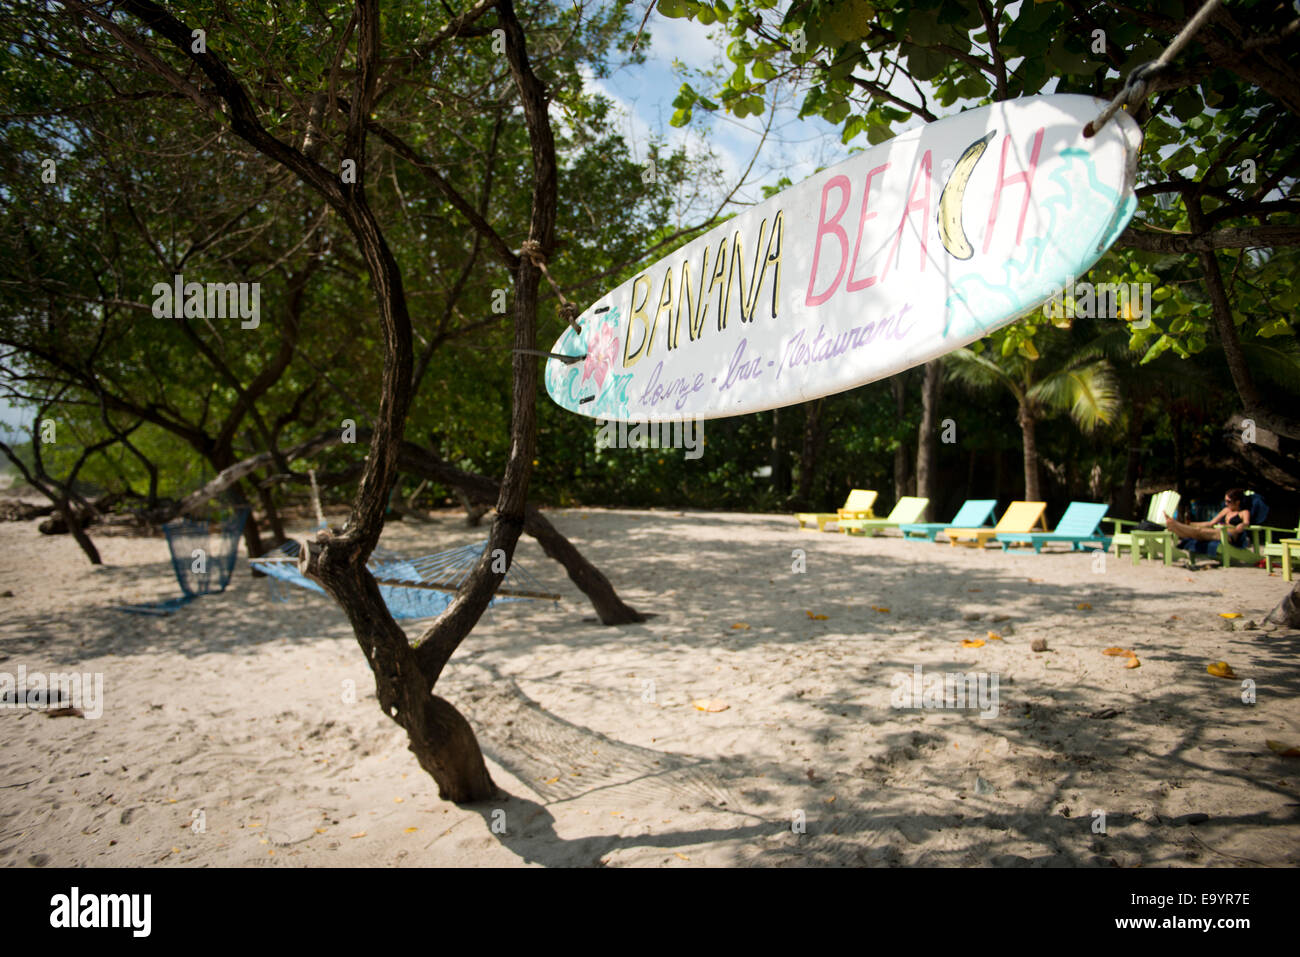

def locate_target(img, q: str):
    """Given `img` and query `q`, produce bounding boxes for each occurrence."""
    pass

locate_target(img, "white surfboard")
[545,94,1140,421]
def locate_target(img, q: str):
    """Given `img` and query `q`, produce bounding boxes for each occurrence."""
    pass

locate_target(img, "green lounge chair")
[839,496,930,536]
[996,501,1111,553]
[1260,524,1300,579]
[795,488,877,532]
[900,499,996,542]
[1109,489,1180,561]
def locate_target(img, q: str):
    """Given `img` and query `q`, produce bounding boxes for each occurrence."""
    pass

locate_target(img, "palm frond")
[1030,360,1120,432]
[944,348,1024,402]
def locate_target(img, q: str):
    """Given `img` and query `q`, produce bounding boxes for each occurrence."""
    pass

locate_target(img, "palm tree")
[947,330,1120,502]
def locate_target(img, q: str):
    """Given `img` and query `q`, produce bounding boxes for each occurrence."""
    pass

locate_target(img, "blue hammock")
[248,538,560,620]
[118,507,250,615]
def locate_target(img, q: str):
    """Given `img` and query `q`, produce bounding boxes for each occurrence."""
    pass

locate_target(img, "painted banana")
[937,130,996,260]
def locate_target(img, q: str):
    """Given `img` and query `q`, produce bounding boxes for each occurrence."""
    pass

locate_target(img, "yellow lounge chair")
[795,489,877,532]
[946,501,1047,547]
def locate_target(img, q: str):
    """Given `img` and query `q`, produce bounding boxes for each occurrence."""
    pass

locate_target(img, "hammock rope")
[249,538,560,620]
[117,507,250,616]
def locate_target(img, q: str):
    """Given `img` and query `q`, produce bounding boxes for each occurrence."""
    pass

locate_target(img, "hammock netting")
[249,539,558,620]
[117,507,250,615]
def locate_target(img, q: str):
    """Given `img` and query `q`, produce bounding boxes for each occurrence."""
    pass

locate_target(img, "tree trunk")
[1188,201,1300,441]
[56,497,102,565]
[1019,404,1042,501]
[796,399,824,504]
[915,360,942,520]
[1120,403,1145,519]
[890,372,912,501]
[454,487,490,526]
[1265,582,1300,629]
[256,477,287,545]
[770,408,791,499]
[1172,411,1187,513]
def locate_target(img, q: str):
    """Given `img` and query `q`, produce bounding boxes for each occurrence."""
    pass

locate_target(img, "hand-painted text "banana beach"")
[621,211,784,369]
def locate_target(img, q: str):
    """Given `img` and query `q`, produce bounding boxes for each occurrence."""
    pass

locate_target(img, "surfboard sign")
[545,94,1141,421]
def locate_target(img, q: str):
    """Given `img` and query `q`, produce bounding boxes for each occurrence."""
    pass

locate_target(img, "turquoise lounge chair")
[995,501,1111,553]
[900,499,996,542]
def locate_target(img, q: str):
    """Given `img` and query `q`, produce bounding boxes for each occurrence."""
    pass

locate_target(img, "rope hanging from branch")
[520,239,582,333]
[1084,0,1223,137]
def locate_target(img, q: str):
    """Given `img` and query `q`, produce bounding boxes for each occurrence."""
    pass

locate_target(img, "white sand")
[1,506,1297,867]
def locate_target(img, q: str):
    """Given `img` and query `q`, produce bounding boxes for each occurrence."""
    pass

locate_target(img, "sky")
[583,5,858,222]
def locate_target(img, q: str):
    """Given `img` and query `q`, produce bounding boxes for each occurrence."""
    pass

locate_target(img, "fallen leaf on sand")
[1076,602,1092,610]
[1266,740,1300,757]
[962,638,985,648]
[46,707,83,718]
[1102,647,1132,657]
[404,827,419,833]
[806,611,828,620]
[350,832,366,839]
[675,852,690,861]
[1169,615,1181,621]
[731,622,751,630]
[693,699,729,712]
[1219,612,1241,619]
[315,828,328,834]
[871,606,890,613]
[1124,656,1141,669]
[986,631,1003,641]
[544,776,560,784]
[1207,661,1237,679]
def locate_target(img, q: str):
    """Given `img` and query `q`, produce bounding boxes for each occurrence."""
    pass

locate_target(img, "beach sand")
[1,506,1297,867]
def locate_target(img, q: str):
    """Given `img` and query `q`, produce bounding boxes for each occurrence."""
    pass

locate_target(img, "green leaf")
[823,98,851,124]
[865,122,892,145]
[1171,90,1202,122]
[1257,317,1294,338]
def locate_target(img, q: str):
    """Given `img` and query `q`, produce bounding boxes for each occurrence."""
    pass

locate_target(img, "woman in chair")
[1162,488,1251,549]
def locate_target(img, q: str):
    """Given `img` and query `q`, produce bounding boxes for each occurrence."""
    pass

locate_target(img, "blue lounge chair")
[995,501,1111,553]
[900,499,997,542]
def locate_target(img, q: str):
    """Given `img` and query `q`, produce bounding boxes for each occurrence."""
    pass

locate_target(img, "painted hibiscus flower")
[580,321,620,391]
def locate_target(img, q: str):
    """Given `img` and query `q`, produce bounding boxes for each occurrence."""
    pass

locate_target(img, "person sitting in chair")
[1162,488,1251,551]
